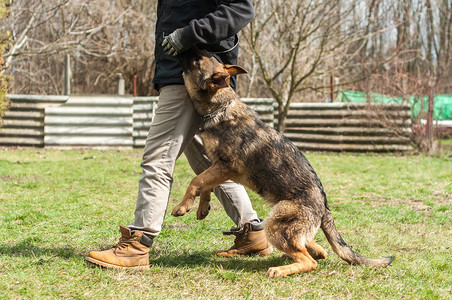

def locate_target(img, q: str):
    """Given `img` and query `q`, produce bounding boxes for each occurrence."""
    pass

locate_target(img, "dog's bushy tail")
[321,210,394,267]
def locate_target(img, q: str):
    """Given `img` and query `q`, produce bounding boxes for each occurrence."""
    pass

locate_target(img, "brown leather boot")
[86,225,150,270]
[216,223,272,257]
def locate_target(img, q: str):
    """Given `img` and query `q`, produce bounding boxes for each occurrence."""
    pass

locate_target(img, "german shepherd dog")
[171,49,394,277]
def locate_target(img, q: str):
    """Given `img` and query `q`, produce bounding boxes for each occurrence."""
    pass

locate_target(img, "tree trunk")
[275,104,286,134]
[426,83,435,154]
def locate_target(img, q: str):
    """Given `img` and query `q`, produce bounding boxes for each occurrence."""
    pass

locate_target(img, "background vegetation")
[1,0,450,100]
[0,0,10,121]
[0,149,450,298]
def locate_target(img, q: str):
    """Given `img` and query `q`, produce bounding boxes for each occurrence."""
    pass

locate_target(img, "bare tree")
[241,0,368,132]
[427,0,452,92]
[0,0,10,122]
[2,0,157,95]
[2,0,450,116]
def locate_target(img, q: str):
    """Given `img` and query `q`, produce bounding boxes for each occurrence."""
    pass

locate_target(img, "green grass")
[439,138,452,149]
[0,149,451,299]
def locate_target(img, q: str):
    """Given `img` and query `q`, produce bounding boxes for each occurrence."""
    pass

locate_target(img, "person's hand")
[162,29,185,56]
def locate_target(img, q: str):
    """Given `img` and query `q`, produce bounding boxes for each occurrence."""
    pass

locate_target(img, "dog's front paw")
[267,267,286,278]
[197,203,210,220]
[171,204,191,217]
[197,190,211,220]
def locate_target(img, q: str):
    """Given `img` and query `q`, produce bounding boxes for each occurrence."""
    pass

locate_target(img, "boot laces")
[232,227,250,245]
[112,236,138,250]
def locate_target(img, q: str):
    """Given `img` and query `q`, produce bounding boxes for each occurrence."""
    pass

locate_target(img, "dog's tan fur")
[171,49,394,277]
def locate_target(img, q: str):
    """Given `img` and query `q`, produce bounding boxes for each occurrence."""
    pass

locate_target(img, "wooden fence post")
[330,75,335,102]
[64,54,71,96]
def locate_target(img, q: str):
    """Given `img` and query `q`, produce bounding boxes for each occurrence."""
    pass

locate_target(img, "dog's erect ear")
[224,65,248,76]
[208,73,230,91]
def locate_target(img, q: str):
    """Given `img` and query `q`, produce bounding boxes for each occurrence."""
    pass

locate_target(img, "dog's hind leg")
[281,241,327,261]
[197,189,212,220]
[267,247,317,277]
[265,201,321,277]
[306,241,328,260]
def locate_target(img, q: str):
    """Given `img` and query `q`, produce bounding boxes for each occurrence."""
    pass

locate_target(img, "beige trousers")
[128,85,260,238]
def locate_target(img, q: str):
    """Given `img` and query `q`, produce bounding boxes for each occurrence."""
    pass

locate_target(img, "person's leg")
[127,85,200,239]
[86,85,199,268]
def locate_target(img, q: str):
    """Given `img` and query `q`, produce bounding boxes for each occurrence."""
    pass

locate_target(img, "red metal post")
[426,83,434,152]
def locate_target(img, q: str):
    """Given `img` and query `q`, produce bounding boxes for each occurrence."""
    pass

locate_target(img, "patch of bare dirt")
[165,222,194,230]
[362,193,451,215]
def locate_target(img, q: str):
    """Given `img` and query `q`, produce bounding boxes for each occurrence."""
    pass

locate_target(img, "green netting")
[339,91,452,121]
[433,95,452,120]
[339,90,367,103]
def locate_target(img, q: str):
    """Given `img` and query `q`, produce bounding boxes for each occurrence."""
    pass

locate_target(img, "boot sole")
[216,246,273,257]
[85,256,150,270]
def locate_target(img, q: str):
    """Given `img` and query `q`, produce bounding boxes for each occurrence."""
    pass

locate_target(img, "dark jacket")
[153,0,254,91]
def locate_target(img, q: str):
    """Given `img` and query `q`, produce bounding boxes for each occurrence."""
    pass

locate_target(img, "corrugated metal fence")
[0,95,412,151]
[45,96,134,148]
[0,95,67,147]
[284,103,412,152]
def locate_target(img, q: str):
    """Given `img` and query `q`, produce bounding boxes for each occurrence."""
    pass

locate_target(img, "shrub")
[0,0,11,123]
